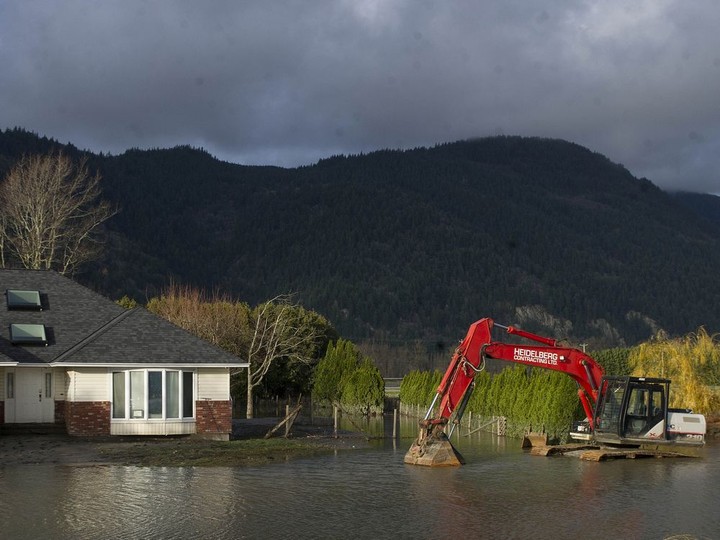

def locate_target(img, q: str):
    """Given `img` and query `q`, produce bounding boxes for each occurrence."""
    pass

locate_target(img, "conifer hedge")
[592,347,631,376]
[400,365,581,441]
[398,370,442,408]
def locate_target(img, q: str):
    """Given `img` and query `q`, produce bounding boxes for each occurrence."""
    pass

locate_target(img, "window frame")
[111,369,196,421]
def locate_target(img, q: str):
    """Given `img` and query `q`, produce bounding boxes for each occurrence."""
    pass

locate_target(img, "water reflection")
[0,418,718,540]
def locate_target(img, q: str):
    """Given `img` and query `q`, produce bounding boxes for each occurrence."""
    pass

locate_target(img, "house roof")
[1,269,247,368]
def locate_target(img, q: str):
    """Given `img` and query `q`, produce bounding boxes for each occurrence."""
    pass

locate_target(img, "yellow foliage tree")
[146,283,251,357]
[628,328,720,415]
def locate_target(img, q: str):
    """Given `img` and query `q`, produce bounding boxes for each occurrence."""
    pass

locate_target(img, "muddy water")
[0,416,718,540]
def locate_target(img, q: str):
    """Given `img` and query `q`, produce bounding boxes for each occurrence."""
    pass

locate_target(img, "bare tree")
[245,295,321,418]
[0,211,7,269]
[0,153,116,274]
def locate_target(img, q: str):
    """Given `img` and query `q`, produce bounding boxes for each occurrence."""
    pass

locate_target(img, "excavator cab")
[593,376,670,445]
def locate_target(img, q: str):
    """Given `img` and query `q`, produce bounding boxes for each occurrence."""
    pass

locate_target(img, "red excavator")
[404,318,706,466]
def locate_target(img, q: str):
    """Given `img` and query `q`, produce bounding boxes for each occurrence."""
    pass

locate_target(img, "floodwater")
[0,416,718,540]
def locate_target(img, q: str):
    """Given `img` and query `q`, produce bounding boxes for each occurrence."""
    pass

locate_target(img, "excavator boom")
[434,319,603,427]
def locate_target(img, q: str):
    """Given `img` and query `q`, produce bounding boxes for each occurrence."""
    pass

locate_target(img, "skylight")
[9,323,48,345]
[6,289,42,310]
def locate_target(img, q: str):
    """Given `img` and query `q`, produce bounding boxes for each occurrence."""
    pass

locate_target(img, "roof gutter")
[50,362,249,369]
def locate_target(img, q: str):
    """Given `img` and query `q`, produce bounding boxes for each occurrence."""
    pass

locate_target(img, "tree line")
[129,284,386,417]
[137,284,337,417]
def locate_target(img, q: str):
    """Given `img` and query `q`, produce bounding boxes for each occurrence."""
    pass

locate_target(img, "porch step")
[1,423,66,435]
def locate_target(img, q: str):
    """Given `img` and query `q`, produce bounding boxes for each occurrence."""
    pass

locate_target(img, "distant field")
[385,378,402,398]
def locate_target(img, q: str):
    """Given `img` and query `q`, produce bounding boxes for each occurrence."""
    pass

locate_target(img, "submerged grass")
[96,436,361,467]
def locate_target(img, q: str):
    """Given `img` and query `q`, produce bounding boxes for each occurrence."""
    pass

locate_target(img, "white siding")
[0,368,5,400]
[52,368,66,401]
[66,369,109,402]
[197,368,230,400]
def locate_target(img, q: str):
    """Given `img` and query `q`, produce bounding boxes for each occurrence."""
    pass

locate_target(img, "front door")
[14,368,55,423]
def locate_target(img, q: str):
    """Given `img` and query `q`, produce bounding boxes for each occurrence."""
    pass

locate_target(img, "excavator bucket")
[521,432,548,448]
[404,429,465,467]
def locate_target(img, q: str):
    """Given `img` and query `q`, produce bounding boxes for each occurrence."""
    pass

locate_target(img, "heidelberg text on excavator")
[404,317,706,466]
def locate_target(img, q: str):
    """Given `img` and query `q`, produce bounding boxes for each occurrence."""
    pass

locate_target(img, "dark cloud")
[1,1,719,193]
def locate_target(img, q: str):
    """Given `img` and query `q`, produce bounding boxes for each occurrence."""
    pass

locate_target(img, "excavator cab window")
[595,376,670,441]
[622,382,666,437]
[594,378,626,435]
[625,387,649,435]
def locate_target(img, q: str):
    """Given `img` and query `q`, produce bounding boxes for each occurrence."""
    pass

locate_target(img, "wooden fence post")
[285,405,290,437]
[333,405,338,438]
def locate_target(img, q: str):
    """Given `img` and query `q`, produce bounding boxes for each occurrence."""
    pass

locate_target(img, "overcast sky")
[2,1,719,194]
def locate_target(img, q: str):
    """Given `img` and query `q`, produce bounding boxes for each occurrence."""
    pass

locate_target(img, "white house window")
[6,372,14,399]
[183,371,193,416]
[112,370,195,420]
[130,371,145,418]
[166,371,179,418]
[112,372,125,418]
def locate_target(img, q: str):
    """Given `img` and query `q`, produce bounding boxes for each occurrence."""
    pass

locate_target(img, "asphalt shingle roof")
[1,269,246,367]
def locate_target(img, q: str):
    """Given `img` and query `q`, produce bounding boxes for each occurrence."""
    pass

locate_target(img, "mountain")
[2,128,720,362]
[671,191,720,230]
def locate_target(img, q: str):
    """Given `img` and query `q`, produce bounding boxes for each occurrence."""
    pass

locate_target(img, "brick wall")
[55,400,65,425]
[65,401,111,436]
[196,400,232,438]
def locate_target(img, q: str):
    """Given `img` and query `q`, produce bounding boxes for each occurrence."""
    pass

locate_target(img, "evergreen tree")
[340,359,385,415]
[313,339,361,404]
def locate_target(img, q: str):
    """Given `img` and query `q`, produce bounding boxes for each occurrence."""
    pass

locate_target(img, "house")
[0,269,248,439]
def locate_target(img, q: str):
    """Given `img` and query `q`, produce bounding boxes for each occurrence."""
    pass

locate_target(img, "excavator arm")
[405,317,605,466]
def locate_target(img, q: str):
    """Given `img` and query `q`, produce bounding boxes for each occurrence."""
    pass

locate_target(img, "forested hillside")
[2,128,720,370]
[672,191,720,230]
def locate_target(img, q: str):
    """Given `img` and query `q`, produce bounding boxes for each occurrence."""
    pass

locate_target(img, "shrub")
[313,339,385,414]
